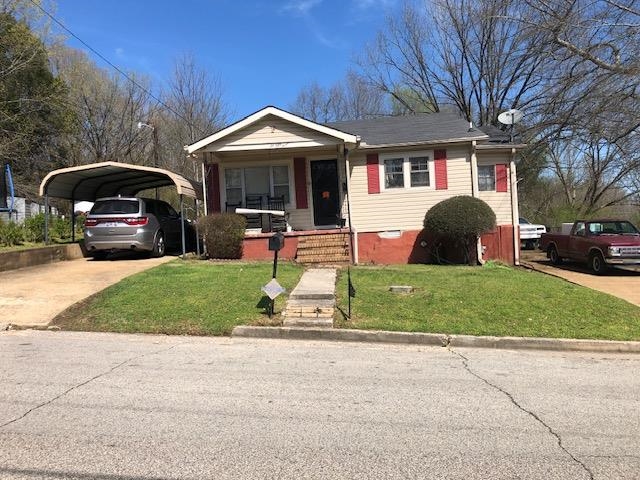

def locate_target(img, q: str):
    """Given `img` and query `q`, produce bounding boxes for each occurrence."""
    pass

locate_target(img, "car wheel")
[548,245,562,265]
[151,231,165,258]
[589,251,607,275]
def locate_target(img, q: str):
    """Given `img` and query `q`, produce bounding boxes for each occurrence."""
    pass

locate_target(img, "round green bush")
[424,196,496,264]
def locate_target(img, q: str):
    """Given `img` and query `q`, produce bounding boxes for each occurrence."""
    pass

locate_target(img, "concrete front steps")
[282,268,336,328]
[295,233,350,265]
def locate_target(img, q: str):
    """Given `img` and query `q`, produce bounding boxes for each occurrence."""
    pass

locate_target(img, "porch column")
[510,147,520,266]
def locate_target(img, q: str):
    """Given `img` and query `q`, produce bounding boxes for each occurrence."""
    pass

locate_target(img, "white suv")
[519,217,547,250]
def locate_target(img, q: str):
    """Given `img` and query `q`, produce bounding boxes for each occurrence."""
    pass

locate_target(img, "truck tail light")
[84,218,98,227]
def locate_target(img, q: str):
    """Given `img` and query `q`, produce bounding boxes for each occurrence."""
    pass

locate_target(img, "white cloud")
[281,0,323,16]
[115,47,125,58]
[351,0,397,9]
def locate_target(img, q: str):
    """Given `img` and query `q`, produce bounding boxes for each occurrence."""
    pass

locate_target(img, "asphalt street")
[0,330,638,479]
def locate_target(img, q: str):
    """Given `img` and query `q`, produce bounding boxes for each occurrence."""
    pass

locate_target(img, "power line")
[27,0,207,137]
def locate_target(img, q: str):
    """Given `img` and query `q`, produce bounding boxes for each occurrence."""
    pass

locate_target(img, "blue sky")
[55,0,399,120]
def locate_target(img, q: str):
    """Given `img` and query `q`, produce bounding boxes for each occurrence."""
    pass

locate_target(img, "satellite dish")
[498,109,523,125]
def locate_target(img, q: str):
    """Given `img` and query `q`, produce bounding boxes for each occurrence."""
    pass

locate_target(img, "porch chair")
[244,195,263,230]
[267,195,287,232]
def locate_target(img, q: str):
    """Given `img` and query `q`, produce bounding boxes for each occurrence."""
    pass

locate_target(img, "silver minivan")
[83,197,193,259]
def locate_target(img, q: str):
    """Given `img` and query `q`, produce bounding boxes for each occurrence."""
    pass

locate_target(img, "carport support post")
[71,196,76,242]
[180,195,186,259]
[44,194,49,245]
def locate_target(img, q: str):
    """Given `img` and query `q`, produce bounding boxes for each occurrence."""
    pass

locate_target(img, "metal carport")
[39,161,203,257]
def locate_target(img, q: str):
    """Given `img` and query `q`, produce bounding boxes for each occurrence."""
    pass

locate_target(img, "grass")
[53,260,305,336]
[335,262,640,341]
[53,259,640,341]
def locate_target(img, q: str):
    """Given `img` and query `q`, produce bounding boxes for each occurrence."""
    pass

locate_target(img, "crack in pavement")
[448,347,595,480]
[0,342,183,429]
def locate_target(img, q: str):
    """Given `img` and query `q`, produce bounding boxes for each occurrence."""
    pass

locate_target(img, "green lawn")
[335,262,640,341]
[53,260,640,341]
[53,260,305,335]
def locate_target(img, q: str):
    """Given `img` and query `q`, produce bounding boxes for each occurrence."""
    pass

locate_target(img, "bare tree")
[359,0,549,125]
[158,53,230,178]
[52,45,153,166]
[290,70,389,122]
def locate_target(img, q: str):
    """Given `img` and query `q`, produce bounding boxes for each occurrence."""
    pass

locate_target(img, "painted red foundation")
[240,226,516,265]
[357,226,516,265]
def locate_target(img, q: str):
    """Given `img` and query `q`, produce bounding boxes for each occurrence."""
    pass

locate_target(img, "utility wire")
[27,0,207,138]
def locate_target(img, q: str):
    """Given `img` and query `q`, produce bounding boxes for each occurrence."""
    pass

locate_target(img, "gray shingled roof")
[327,112,488,147]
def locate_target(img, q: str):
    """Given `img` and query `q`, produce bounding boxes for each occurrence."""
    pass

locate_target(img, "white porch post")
[510,147,520,266]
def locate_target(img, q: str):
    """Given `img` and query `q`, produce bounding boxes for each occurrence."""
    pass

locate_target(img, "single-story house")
[185,106,522,265]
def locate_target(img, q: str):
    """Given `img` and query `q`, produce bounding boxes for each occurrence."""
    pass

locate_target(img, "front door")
[310,159,340,227]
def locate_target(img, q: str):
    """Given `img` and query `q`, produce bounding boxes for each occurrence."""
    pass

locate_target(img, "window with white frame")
[384,158,404,188]
[478,165,495,191]
[381,152,433,190]
[224,165,291,206]
[410,156,430,187]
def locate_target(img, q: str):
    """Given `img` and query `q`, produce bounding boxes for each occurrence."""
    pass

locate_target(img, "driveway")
[520,250,640,306]
[1,253,174,328]
[1,331,639,479]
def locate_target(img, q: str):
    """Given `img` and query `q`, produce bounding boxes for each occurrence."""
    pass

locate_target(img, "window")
[478,165,495,191]
[225,168,243,205]
[224,165,291,206]
[410,156,429,187]
[272,165,290,203]
[381,152,433,190]
[384,158,404,189]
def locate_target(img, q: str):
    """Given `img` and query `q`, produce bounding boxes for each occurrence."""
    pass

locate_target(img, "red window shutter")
[294,157,308,209]
[434,149,448,190]
[206,163,221,213]
[496,164,508,192]
[366,153,380,194]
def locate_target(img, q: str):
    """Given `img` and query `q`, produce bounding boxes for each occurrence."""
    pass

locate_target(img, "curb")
[231,326,640,353]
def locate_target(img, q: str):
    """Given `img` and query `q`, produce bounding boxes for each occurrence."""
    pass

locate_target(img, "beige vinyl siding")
[476,152,513,225]
[208,116,339,151]
[348,145,473,232]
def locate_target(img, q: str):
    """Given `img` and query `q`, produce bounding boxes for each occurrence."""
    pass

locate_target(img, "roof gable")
[186,106,359,154]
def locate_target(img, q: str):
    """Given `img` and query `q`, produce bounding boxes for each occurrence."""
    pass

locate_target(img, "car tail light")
[84,218,98,227]
[123,216,148,226]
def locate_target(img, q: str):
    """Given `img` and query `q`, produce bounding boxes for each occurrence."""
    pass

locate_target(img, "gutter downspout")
[470,141,484,265]
[510,147,520,266]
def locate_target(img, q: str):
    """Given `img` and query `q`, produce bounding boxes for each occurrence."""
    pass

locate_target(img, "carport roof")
[39,162,203,201]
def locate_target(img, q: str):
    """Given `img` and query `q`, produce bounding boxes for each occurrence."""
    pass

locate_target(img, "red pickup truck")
[539,219,640,274]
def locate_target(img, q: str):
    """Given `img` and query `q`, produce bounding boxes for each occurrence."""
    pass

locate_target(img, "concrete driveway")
[520,250,640,307]
[1,253,174,328]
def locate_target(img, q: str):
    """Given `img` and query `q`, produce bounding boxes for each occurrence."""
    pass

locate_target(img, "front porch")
[186,107,359,237]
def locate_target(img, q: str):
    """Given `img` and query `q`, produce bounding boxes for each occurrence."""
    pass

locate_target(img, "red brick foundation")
[357,226,516,265]
[240,226,516,265]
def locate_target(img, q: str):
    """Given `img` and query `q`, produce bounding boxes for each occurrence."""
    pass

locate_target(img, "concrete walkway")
[1,254,173,328]
[282,268,337,327]
[520,252,640,307]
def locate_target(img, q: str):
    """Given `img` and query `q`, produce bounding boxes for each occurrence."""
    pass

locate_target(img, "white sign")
[261,279,286,300]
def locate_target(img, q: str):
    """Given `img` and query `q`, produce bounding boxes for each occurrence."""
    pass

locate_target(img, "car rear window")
[90,199,140,215]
